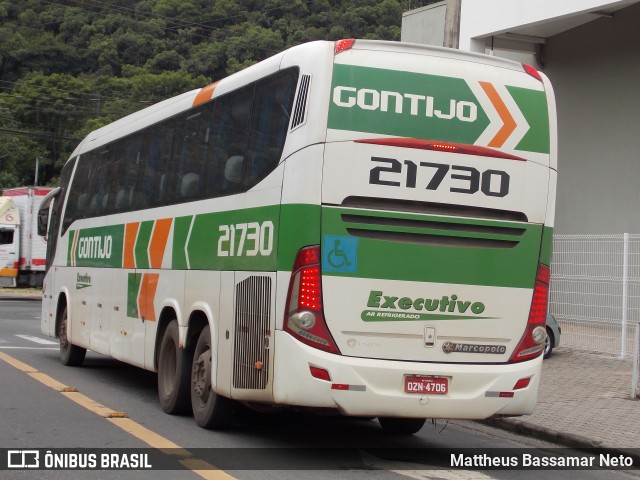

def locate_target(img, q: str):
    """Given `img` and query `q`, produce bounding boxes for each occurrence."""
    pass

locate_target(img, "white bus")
[40,39,557,435]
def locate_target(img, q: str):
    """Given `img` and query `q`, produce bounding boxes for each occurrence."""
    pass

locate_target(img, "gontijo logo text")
[333,86,478,122]
[361,290,488,322]
[77,235,112,259]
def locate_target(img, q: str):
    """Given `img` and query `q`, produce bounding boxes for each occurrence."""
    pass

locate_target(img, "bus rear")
[275,40,556,429]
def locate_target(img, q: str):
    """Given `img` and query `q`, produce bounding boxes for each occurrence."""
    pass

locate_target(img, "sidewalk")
[486,347,640,454]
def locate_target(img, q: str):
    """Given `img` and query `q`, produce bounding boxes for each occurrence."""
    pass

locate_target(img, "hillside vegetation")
[0,0,412,187]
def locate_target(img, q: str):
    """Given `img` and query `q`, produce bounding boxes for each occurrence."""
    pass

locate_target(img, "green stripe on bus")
[134,221,153,269]
[508,86,550,154]
[321,206,543,289]
[277,204,322,272]
[67,230,76,266]
[540,226,554,266]
[127,273,142,318]
[185,205,280,271]
[172,216,193,270]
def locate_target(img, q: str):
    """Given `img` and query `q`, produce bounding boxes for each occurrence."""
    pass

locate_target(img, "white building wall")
[544,3,640,233]
[458,0,638,52]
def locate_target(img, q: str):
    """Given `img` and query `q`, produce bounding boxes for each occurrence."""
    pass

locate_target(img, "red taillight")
[509,264,550,363]
[355,138,525,161]
[335,38,356,54]
[522,63,543,82]
[284,246,341,354]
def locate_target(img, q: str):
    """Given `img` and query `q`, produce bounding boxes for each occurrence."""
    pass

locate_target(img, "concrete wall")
[544,3,640,233]
[458,0,637,52]
[401,2,446,46]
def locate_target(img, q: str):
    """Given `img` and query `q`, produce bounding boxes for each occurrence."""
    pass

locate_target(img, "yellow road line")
[0,351,235,480]
[0,351,38,372]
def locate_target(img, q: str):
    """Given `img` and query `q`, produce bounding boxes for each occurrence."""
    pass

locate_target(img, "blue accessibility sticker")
[322,235,357,273]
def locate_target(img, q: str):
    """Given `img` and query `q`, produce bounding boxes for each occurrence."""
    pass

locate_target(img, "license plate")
[404,376,448,395]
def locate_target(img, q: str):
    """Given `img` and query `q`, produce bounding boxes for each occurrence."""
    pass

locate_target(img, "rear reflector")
[513,377,531,390]
[331,384,366,391]
[309,366,331,381]
[355,138,525,161]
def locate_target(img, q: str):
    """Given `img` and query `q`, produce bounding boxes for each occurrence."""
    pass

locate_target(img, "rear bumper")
[272,331,542,419]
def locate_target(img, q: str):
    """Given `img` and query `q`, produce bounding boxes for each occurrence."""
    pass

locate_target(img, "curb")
[483,418,640,463]
[482,418,600,449]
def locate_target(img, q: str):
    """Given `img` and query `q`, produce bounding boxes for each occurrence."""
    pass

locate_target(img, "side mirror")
[37,187,60,237]
[37,207,49,237]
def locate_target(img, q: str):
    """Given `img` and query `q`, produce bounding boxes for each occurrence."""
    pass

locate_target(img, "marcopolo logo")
[442,341,506,355]
[361,290,488,322]
[332,86,478,123]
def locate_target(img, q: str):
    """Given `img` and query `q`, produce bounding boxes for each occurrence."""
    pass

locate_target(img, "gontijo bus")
[39,39,557,435]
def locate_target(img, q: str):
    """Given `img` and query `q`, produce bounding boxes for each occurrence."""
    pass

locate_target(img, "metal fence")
[549,234,640,398]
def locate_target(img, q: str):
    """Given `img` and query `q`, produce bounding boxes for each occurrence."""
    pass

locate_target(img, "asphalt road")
[0,298,637,480]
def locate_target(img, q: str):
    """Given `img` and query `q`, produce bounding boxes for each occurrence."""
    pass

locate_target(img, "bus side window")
[244,68,298,189]
[137,124,176,207]
[63,154,93,231]
[206,86,252,197]
[173,106,212,202]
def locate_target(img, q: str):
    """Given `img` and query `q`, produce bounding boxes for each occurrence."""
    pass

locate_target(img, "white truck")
[0,186,53,287]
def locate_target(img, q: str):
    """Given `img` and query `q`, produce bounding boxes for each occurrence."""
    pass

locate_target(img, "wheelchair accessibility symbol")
[322,236,357,273]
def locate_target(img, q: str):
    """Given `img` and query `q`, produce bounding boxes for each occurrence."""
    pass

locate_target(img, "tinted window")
[62,67,299,231]
[0,229,14,245]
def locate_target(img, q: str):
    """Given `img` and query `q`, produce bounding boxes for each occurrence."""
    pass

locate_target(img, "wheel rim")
[160,339,177,397]
[59,315,69,350]
[193,345,212,407]
[544,329,551,355]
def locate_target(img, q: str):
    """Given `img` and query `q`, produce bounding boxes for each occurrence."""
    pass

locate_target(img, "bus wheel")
[157,320,191,414]
[191,325,234,429]
[58,306,86,367]
[378,417,426,435]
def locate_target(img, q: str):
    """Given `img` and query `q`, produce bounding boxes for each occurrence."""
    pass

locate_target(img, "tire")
[378,417,426,435]
[58,306,86,367]
[543,327,555,359]
[157,320,192,415]
[191,325,235,429]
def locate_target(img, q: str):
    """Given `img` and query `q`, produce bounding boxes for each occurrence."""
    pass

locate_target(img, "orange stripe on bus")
[479,81,517,148]
[124,222,140,269]
[192,82,218,107]
[149,218,172,269]
[138,273,159,322]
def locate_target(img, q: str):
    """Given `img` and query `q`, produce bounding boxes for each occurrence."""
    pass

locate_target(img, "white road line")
[15,334,58,345]
[360,451,496,480]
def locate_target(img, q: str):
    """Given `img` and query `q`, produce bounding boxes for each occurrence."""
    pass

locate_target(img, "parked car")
[544,313,561,358]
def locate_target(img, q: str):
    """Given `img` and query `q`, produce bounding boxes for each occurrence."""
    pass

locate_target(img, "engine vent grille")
[341,211,526,249]
[290,74,311,130]
[233,276,271,390]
